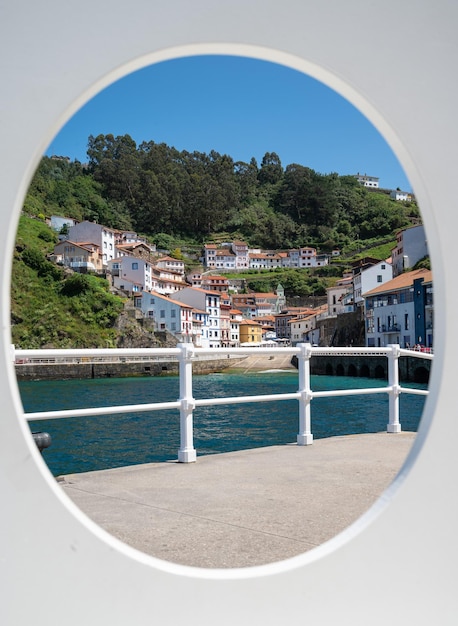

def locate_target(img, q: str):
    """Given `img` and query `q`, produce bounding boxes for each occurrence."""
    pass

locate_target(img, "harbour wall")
[15,355,431,383]
[309,354,431,383]
[15,358,245,382]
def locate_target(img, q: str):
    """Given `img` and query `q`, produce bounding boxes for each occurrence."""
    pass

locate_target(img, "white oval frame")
[1,1,455,623]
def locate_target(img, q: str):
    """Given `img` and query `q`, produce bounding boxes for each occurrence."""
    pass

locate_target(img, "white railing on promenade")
[16,343,432,463]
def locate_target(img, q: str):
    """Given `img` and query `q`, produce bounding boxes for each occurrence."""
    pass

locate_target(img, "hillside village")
[49,213,433,352]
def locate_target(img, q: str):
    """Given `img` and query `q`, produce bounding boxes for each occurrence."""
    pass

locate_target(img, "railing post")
[297,342,313,445]
[387,343,401,433]
[177,343,197,462]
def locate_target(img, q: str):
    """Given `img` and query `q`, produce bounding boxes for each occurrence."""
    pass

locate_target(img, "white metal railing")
[17,343,432,463]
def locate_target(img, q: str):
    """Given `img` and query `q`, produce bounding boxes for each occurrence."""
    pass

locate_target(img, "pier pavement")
[231,352,297,372]
[60,431,415,569]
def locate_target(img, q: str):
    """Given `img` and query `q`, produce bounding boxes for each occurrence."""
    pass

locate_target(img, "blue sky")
[46,55,411,192]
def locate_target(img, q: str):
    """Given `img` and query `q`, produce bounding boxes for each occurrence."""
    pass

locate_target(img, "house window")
[377,275,382,282]
[171,322,176,331]
[150,298,155,304]
[171,310,176,318]
[160,310,165,318]
[132,262,138,270]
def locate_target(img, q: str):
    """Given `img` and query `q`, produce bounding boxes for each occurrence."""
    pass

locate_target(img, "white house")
[289,313,321,345]
[151,267,187,295]
[249,251,282,269]
[134,291,194,342]
[390,190,412,202]
[354,173,379,188]
[353,259,393,308]
[155,256,185,275]
[201,275,230,293]
[220,292,232,347]
[231,240,249,269]
[186,269,203,288]
[229,308,242,347]
[203,240,252,271]
[326,275,353,317]
[67,221,117,265]
[203,244,217,269]
[173,287,221,348]
[115,230,149,245]
[391,224,428,277]
[107,257,152,294]
[214,248,236,270]
[191,309,209,348]
[282,247,328,268]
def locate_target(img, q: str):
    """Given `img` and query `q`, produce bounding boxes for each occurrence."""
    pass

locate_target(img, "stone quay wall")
[309,354,431,384]
[15,358,245,382]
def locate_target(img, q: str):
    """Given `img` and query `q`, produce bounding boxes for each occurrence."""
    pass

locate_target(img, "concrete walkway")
[60,432,416,569]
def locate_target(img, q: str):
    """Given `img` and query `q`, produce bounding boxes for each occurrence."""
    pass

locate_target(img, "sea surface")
[20,371,427,476]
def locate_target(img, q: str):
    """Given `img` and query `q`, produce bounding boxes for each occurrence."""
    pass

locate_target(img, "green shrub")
[60,273,91,296]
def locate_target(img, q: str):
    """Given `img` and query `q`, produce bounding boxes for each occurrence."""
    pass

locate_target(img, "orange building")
[239,319,263,344]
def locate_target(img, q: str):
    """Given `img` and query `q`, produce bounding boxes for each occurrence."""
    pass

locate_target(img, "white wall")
[0,2,455,625]
[355,261,393,304]
[116,257,152,291]
[392,224,428,276]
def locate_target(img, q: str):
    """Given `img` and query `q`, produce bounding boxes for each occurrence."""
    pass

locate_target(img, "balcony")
[381,324,401,333]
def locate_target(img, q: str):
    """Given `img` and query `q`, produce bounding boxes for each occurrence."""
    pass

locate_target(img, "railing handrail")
[14,344,434,363]
[17,343,431,464]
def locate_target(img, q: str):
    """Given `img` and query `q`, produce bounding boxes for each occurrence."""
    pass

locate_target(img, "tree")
[87,134,140,208]
[275,163,316,222]
[234,158,259,201]
[258,152,283,186]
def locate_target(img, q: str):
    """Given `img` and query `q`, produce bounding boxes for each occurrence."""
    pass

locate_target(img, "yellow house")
[239,319,263,344]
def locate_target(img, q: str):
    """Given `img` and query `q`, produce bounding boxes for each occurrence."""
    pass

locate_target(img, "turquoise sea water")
[20,371,427,476]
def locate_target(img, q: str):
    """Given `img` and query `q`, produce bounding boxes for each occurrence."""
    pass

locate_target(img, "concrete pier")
[60,431,416,569]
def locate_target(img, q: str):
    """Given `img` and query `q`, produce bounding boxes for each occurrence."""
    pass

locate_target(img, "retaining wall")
[15,358,245,381]
[310,354,431,383]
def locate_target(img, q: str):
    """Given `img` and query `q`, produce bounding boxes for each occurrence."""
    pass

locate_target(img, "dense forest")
[26,133,420,251]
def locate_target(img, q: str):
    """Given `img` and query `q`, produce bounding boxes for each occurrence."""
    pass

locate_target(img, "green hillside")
[11,144,423,348]
[12,216,125,348]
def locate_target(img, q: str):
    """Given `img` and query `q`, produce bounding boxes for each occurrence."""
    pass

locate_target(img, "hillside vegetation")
[12,138,422,347]
[12,216,124,348]
[32,137,419,251]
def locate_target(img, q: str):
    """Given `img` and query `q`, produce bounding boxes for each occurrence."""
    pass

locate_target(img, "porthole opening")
[13,54,432,569]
